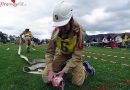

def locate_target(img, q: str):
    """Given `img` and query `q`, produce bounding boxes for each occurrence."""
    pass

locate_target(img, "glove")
[48,70,56,82]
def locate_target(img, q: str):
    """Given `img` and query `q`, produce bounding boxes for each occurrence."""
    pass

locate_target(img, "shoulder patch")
[77,41,84,50]
[75,28,80,37]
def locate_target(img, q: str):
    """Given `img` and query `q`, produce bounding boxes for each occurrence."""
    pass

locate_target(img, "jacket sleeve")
[30,31,33,38]
[45,29,59,71]
[20,31,24,36]
[45,39,56,70]
[63,28,85,73]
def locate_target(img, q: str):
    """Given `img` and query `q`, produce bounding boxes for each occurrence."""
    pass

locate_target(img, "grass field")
[0,43,130,90]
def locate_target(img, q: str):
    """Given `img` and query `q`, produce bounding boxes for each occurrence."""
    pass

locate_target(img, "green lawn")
[0,43,130,90]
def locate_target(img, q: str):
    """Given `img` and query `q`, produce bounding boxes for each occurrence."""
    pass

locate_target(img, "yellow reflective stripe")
[24,33,31,37]
[56,37,62,50]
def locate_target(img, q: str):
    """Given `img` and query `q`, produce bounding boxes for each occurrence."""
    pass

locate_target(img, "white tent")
[115,35,122,43]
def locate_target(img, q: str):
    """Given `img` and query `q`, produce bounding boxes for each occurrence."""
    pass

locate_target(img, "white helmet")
[53,1,73,27]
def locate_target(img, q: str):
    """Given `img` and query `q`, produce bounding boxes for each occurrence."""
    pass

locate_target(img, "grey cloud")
[69,0,130,34]
[0,0,130,39]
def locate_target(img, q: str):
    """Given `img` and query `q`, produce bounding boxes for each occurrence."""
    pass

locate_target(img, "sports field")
[0,43,130,90]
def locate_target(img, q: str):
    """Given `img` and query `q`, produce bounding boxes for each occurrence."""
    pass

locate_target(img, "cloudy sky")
[0,0,130,39]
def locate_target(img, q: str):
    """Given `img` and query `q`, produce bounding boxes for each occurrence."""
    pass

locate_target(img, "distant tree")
[9,35,16,43]
[45,39,49,44]
[33,37,40,45]
[1,33,8,44]
[0,31,2,42]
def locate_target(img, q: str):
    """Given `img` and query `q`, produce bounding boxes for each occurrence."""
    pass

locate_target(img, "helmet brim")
[53,16,72,27]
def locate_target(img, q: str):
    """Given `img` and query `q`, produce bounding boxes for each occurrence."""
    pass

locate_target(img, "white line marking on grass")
[32,48,36,50]
[122,64,129,67]
[93,57,98,59]
[87,56,91,58]
[114,56,117,58]
[121,57,125,59]
[101,59,106,61]
[82,55,85,57]
[86,54,130,67]
[107,55,111,56]
[102,54,105,55]
[109,61,116,63]
[6,48,10,50]
[88,49,130,55]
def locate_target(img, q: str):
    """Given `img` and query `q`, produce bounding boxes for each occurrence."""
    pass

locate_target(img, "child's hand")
[48,70,56,82]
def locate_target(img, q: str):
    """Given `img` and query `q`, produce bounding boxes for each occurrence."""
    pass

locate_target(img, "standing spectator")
[115,35,122,48]
[122,33,128,48]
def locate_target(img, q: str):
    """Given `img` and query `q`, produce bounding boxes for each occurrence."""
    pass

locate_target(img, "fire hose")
[18,37,65,90]
[18,37,46,74]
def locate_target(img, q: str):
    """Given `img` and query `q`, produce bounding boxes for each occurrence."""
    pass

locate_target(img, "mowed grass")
[0,43,130,90]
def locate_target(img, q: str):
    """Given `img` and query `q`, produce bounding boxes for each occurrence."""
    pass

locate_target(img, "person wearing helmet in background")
[20,28,32,52]
[42,1,94,86]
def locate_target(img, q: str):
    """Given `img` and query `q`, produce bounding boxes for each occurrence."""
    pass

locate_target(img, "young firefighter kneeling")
[42,1,94,86]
